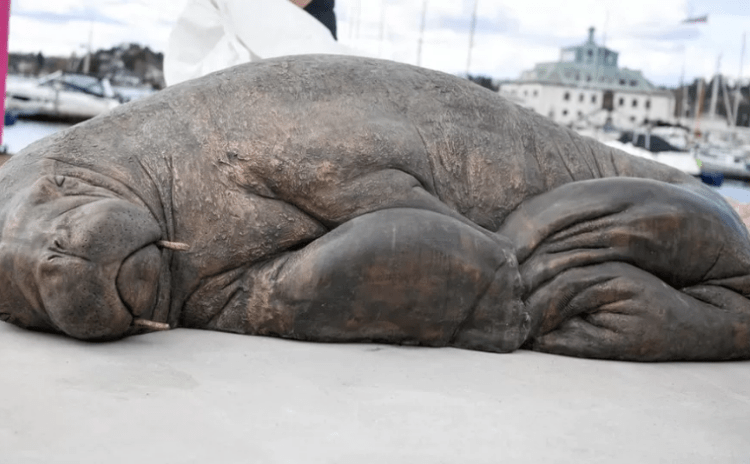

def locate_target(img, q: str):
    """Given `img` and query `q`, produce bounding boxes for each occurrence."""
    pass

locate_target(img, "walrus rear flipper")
[500,178,750,361]
[525,262,750,361]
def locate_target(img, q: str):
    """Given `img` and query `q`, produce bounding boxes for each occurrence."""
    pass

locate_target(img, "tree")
[466,74,498,92]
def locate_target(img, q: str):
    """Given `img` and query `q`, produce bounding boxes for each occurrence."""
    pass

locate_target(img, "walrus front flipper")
[183,208,530,352]
[500,177,750,361]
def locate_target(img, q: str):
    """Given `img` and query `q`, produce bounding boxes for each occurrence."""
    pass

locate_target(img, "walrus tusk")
[157,240,190,251]
[133,318,171,331]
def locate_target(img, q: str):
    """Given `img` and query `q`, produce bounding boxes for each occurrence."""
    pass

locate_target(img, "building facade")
[500,28,674,129]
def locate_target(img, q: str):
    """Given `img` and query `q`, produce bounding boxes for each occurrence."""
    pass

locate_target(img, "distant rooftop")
[518,27,659,92]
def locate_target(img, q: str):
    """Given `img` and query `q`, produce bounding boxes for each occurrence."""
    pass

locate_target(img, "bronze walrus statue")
[1,55,749,361]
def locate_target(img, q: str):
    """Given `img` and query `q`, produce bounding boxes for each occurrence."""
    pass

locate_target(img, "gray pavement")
[1,321,749,463]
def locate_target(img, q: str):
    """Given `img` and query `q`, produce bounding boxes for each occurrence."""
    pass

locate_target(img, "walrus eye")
[0,313,10,322]
[48,239,65,261]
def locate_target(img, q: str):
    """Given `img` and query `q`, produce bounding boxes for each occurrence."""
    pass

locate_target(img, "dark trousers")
[304,0,337,40]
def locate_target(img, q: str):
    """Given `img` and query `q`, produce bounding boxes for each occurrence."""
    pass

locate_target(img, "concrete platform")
[1,321,749,463]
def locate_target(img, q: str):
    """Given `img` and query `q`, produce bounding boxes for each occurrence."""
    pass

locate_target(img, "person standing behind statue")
[165,0,354,86]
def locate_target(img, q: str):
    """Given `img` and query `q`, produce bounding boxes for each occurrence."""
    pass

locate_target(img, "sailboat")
[693,36,750,181]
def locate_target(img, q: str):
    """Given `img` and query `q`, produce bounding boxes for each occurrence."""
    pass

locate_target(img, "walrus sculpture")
[1,55,749,361]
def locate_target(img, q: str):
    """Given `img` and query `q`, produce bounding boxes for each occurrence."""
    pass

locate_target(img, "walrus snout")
[38,200,165,340]
[0,190,167,339]
[37,254,133,340]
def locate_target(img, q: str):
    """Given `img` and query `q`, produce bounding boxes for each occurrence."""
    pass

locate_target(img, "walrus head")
[0,174,170,340]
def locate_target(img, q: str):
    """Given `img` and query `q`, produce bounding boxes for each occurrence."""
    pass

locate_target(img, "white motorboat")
[689,128,750,180]
[606,130,701,176]
[5,72,121,121]
[603,139,701,176]
[695,144,750,180]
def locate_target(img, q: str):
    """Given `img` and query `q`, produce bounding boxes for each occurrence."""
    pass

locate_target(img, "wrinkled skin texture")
[1,55,749,360]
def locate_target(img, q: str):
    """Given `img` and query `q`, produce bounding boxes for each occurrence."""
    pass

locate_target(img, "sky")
[7,0,750,88]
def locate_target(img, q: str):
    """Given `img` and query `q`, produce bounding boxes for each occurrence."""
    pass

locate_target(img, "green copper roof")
[517,27,658,92]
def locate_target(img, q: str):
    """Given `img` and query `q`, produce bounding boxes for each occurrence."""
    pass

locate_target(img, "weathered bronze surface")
[1,55,748,361]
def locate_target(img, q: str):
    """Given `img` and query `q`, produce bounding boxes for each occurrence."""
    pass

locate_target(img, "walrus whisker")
[133,318,171,331]
[157,240,190,251]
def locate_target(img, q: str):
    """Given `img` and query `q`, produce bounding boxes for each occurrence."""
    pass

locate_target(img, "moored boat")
[5,71,121,122]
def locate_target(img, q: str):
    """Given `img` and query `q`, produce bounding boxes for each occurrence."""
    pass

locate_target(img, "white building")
[500,28,675,129]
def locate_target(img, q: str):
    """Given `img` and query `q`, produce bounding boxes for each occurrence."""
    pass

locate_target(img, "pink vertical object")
[0,0,9,147]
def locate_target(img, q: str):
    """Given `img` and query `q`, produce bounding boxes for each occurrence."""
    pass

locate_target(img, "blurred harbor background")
[3,0,749,200]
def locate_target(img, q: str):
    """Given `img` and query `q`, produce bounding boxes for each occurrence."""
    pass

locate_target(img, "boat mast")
[693,78,705,136]
[0,0,8,147]
[679,62,688,124]
[416,0,428,66]
[378,1,386,58]
[733,33,746,129]
[707,54,721,121]
[466,0,479,76]
[722,74,734,126]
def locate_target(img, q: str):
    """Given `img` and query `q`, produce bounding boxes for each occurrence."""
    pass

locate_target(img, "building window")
[562,109,568,116]
[564,92,570,101]
[579,93,584,102]
[591,95,597,104]
[533,90,538,97]
[632,98,638,108]
[619,97,624,106]
[630,116,636,122]
[586,74,592,81]
[577,110,583,117]
[523,90,528,96]
[630,80,637,87]
[619,79,626,86]
[645,99,651,109]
